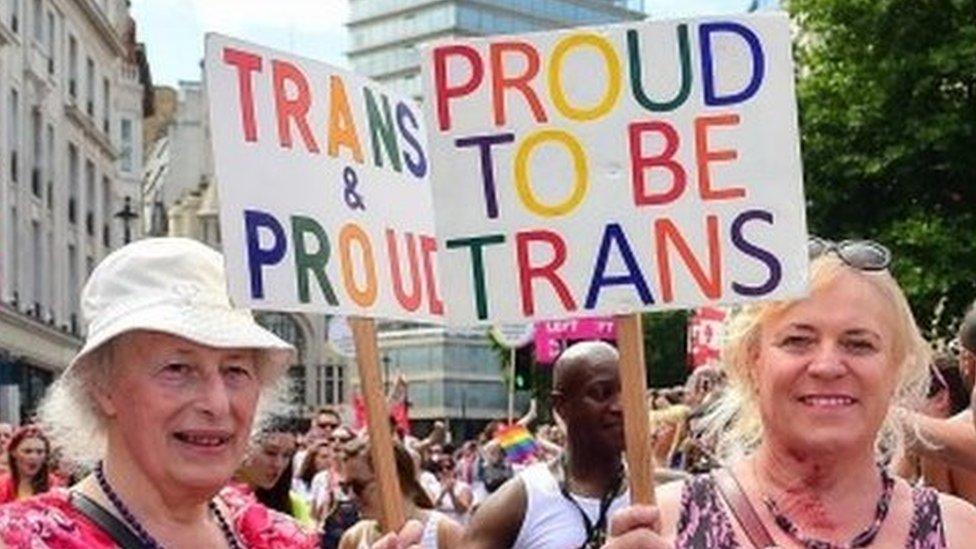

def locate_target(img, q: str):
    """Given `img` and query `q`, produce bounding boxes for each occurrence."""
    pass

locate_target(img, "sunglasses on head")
[808,237,891,271]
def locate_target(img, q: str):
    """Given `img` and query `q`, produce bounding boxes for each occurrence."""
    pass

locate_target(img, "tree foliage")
[643,310,691,388]
[790,0,976,341]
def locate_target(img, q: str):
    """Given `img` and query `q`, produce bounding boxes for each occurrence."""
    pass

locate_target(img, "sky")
[131,0,769,89]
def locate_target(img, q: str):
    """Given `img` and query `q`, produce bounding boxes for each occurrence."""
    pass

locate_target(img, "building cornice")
[65,101,119,160]
[0,17,16,46]
[71,0,126,57]
[0,305,82,371]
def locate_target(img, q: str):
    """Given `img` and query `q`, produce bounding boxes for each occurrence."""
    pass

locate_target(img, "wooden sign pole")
[508,347,516,424]
[613,313,656,505]
[349,317,406,533]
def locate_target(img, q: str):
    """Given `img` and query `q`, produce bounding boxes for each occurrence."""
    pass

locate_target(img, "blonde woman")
[605,239,976,548]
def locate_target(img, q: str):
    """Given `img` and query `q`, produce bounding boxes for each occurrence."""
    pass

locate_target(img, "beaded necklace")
[762,466,895,549]
[95,462,241,549]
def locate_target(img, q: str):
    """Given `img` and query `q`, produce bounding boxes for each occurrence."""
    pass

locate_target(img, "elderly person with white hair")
[602,238,976,548]
[0,238,316,547]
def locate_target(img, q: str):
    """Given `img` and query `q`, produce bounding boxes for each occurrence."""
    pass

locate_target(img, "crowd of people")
[0,236,973,548]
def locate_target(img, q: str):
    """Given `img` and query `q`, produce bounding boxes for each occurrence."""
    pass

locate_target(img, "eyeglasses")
[316,421,339,430]
[808,237,891,271]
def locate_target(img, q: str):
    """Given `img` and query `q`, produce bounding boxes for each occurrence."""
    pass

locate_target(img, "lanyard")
[559,468,624,549]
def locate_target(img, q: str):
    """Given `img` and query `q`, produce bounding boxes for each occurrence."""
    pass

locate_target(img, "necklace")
[95,461,242,549]
[557,455,625,549]
[761,465,895,549]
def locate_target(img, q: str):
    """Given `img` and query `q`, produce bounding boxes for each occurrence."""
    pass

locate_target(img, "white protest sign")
[422,13,808,326]
[205,34,443,322]
[490,323,536,349]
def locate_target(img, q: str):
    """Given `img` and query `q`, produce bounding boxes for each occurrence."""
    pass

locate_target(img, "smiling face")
[97,331,262,494]
[755,270,899,454]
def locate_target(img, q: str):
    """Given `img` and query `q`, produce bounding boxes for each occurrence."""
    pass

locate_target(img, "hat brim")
[68,303,296,377]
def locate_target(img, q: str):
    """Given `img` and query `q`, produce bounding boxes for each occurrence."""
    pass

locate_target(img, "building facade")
[148,78,347,413]
[0,0,151,422]
[346,0,645,436]
[348,0,645,98]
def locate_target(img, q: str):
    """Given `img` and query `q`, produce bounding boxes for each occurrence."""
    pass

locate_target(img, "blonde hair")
[38,334,293,465]
[703,254,931,462]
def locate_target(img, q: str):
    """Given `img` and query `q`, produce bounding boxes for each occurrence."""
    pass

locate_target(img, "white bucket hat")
[69,237,295,374]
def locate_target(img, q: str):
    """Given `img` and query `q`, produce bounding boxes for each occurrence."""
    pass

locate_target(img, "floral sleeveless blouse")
[0,485,318,548]
[676,474,947,548]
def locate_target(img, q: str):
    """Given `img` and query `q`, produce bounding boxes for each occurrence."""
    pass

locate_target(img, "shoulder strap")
[712,468,777,549]
[70,491,147,549]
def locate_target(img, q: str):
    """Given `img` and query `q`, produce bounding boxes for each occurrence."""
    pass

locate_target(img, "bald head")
[551,340,624,454]
[553,341,619,393]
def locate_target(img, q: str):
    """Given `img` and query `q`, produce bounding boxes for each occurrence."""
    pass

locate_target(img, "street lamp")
[114,196,139,244]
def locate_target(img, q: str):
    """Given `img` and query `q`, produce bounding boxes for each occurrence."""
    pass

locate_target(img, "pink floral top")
[0,485,318,548]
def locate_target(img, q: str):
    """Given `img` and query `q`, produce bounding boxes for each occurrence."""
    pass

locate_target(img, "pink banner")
[534,317,616,364]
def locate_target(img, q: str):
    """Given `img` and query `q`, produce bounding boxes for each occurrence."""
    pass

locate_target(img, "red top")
[0,473,64,504]
[0,484,318,548]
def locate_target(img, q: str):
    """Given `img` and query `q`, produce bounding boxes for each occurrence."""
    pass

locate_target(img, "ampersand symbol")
[343,167,365,211]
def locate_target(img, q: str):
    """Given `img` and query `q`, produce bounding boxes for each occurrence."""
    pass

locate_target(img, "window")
[32,0,41,41]
[119,118,133,172]
[101,78,109,134]
[45,124,53,209]
[67,244,78,332]
[67,143,78,223]
[9,89,19,183]
[11,0,19,33]
[9,207,18,300]
[30,109,41,197]
[46,231,53,319]
[31,221,41,313]
[84,159,95,236]
[85,57,94,116]
[101,176,111,247]
[68,36,77,97]
[46,11,54,73]
[317,363,345,405]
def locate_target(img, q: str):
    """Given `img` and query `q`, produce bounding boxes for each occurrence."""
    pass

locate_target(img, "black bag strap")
[713,468,777,549]
[70,491,147,549]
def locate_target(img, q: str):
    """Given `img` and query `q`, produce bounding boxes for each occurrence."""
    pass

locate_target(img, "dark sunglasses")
[317,421,339,430]
[808,237,890,271]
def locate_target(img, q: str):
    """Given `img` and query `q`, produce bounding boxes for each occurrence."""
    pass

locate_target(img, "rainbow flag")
[496,425,537,464]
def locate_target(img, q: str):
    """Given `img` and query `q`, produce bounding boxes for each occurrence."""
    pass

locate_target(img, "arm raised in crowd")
[905,409,976,472]
[517,398,538,427]
[460,476,528,549]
